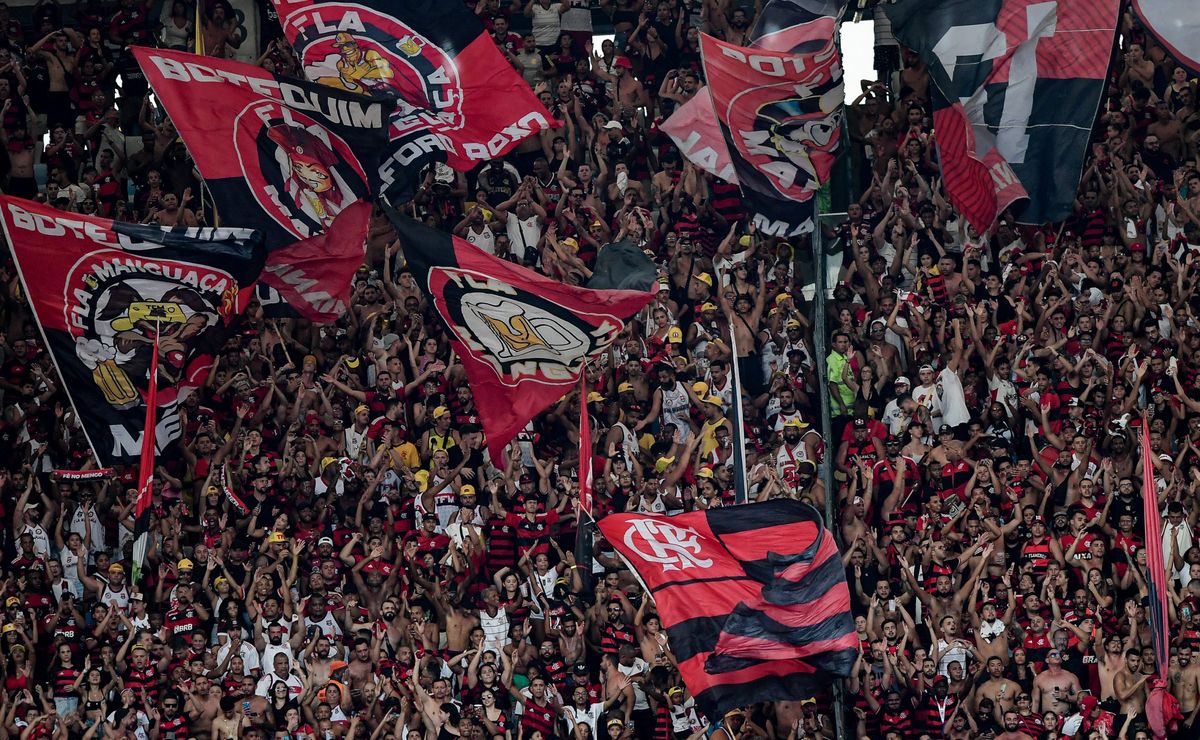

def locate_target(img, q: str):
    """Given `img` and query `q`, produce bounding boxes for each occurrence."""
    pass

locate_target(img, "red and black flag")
[699,22,843,238]
[886,0,1120,231]
[664,0,845,187]
[270,0,556,171]
[136,48,383,321]
[0,195,265,466]
[381,204,653,464]
[597,500,856,718]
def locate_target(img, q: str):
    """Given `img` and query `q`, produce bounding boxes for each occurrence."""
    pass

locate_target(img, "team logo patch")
[282,4,464,136]
[63,250,237,410]
[623,519,713,572]
[234,100,370,239]
[427,266,625,386]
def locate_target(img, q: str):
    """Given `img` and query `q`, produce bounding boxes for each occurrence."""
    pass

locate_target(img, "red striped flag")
[1142,420,1170,676]
[131,337,159,586]
[579,375,593,517]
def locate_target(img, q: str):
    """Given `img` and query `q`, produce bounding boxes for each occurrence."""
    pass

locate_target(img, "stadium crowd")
[1,1,1199,739]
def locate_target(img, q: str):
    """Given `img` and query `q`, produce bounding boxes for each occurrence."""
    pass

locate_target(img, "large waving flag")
[136,48,381,322]
[699,26,843,238]
[886,0,1121,230]
[381,204,653,463]
[0,196,265,465]
[598,500,855,717]
[270,0,556,172]
[1132,1,1200,73]
[1142,420,1170,677]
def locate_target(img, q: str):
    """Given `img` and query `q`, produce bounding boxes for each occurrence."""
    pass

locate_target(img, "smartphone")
[242,700,251,716]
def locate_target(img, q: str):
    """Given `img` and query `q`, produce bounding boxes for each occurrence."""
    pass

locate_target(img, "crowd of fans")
[1,0,1200,739]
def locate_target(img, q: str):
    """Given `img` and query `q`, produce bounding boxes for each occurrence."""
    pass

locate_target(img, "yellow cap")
[587,391,606,402]
[655,456,675,473]
[738,235,752,248]
[692,381,709,395]
[354,404,369,416]
[562,237,579,250]
[785,319,801,328]
[4,597,19,608]
[321,456,337,472]
[432,406,451,419]
[666,327,683,343]
[1,623,14,634]
[177,558,194,571]
[784,417,809,429]
[459,484,476,497]
[693,272,713,287]
[268,531,287,544]
[703,395,723,407]
[697,467,715,479]
[775,293,791,304]
[700,302,718,312]
[413,470,430,492]
[618,382,634,393]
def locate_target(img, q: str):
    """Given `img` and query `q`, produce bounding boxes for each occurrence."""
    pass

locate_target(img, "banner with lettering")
[270,0,557,171]
[0,196,265,466]
[699,28,843,237]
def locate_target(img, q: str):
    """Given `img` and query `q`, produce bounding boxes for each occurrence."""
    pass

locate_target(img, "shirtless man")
[0,98,35,197]
[1095,632,1128,702]
[1171,645,1200,726]
[184,677,222,735]
[719,261,767,395]
[1113,649,1150,725]
[148,191,198,227]
[210,696,246,740]
[977,656,1017,722]
[593,56,648,118]
[1033,649,1081,716]
[346,638,374,692]
[27,27,80,130]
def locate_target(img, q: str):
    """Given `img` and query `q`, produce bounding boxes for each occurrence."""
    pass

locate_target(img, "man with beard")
[776,417,820,481]
[995,710,1036,740]
[1170,645,1200,723]
[636,363,693,440]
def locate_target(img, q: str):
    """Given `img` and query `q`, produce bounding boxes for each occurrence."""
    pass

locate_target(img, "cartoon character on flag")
[266,123,354,231]
[321,32,396,94]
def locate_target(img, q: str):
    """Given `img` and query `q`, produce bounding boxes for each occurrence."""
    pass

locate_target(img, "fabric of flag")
[256,200,372,323]
[597,500,856,718]
[1132,0,1200,74]
[699,28,843,238]
[664,0,846,187]
[579,375,593,517]
[886,0,1121,230]
[269,0,556,172]
[131,334,159,586]
[136,48,384,320]
[381,203,653,464]
[587,240,659,293]
[1142,421,1170,676]
[0,195,265,466]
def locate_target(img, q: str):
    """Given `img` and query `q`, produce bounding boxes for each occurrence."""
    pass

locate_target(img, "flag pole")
[1141,415,1170,678]
[574,374,594,592]
[131,329,160,586]
[194,0,204,55]
[728,327,749,504]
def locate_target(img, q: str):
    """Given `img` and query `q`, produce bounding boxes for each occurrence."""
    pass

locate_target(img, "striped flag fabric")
[598,500,855,716]
[131,336,160,586]
[1142,420,1170,676]
[886,0,1121,230]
